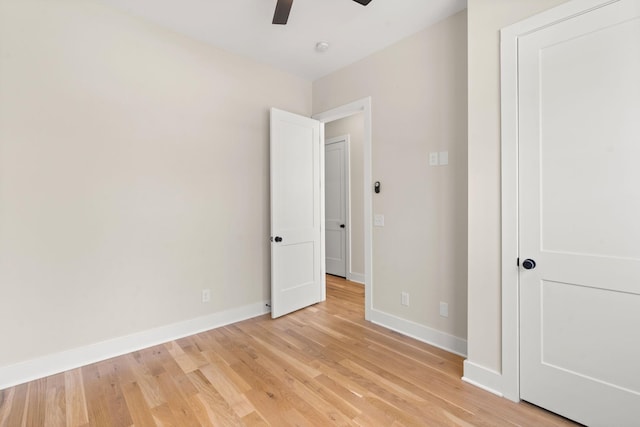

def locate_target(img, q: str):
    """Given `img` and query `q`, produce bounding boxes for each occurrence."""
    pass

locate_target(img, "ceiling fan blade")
[352,0,373,5]
[273,0,294,25]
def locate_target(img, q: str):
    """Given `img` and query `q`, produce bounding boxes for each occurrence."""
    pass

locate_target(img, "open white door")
[518,1,640,425]
[270,108,324,318]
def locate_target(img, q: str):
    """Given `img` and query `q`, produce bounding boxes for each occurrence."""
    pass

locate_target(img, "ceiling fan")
[272,0,373,25]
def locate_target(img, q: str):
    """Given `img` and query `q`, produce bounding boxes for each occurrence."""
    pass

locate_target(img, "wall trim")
[348,272,365,284]
[370,309,467,357]
[462,360,504,397]
[0,301,270,390]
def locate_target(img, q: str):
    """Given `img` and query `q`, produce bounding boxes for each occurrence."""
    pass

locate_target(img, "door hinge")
[517,257,520,267]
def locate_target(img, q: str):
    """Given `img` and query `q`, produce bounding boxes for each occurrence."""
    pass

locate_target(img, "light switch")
[374,214,385,227]
[439,151,449,165]
[429,152,439,166]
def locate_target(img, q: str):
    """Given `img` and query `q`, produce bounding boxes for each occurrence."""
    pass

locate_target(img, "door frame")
[325,135,351,280]
[500,0,618,402]
[313,97,372,320]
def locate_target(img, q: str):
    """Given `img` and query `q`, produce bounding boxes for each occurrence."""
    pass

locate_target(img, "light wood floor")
[0,275,578,426]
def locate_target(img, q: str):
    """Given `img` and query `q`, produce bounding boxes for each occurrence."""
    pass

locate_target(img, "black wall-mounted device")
[374,181,381,193]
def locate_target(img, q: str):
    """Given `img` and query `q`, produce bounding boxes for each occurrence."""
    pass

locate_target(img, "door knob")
[522,259,536,270]
[340,224,345,228]
[274,236,283,243]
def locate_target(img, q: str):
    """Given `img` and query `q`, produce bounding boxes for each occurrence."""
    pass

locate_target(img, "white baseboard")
[462,360,504,397]
[347,272,365,284]
[0,301,270,390]
[369,309,467,357]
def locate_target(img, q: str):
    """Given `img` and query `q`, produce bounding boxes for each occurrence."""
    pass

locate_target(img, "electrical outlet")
[429,152,439,166]
[401,292,410,307]
[439,301,449,318]
[202,289,211,303]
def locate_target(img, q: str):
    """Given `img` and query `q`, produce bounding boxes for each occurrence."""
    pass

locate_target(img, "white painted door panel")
[270,108,324,318]
[325,138,347,277]
[518,1,640,426]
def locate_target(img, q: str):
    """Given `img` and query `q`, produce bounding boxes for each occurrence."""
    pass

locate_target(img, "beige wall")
[466,0,571,372]
[325,114,365,279]
[314,11,468,340]
[0,0,310,367]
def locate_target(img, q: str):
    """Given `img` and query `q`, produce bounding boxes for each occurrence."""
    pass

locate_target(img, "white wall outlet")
[374,214,385,227]
[429,152,439,166]
[202,289,211,303]
[439,151,449,165]
[439,301,449,318]
[401,291,410,307]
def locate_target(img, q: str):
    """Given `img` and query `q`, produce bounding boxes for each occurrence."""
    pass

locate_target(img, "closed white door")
[270,108,324,318]
[325,137,348,277]
[518,1,640,425]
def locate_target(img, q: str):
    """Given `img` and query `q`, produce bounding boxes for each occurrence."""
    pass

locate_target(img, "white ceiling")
[99,0,467,81]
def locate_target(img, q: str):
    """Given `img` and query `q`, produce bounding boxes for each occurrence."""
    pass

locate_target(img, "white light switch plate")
[429,152,439,166]
[439,301,449,317]
[374,214,385,227]
[439,151,449,165]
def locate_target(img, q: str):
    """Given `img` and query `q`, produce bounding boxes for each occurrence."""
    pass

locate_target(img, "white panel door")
[325,137,348,277]
[270,108,324,318]
[518,1,640,425]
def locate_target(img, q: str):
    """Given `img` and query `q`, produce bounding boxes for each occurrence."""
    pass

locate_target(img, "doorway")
[313,97,372,320]
[324,112,366,283]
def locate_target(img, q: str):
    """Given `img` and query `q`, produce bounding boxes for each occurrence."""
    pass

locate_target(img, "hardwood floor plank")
[161,358,200,399]
[24,378,47,427]
[244,343,354,426]
[150,402,178,427]
[200,349,252,394]
[237,325,322,379]
[44,373,66,427]
[187,370,244,426]
[124,353,165,409]
[95,360,134,426]
[120,381,157,427]
[0,276,580,426]
[0,384,27,427]
[176,337,210,370]
[136,346,168,378]
[186,393,215,427]
[155,372,202,426]
[164,341,200,375]
[219,336,333,425]
[198,364,255,418]
[64,369,88,427]
[240,410,270,426]
[79,364,113,426]
[313,374,396,426]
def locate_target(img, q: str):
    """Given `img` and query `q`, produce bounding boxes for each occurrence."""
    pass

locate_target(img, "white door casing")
[325,136,349,278]
[270,108,325,318]
[503,0,640,425]
[312,97,372,321]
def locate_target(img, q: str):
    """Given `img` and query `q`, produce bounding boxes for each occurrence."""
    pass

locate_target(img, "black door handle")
[274,236,283,243]
[522,259,536,270]
[340,224,345,228]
